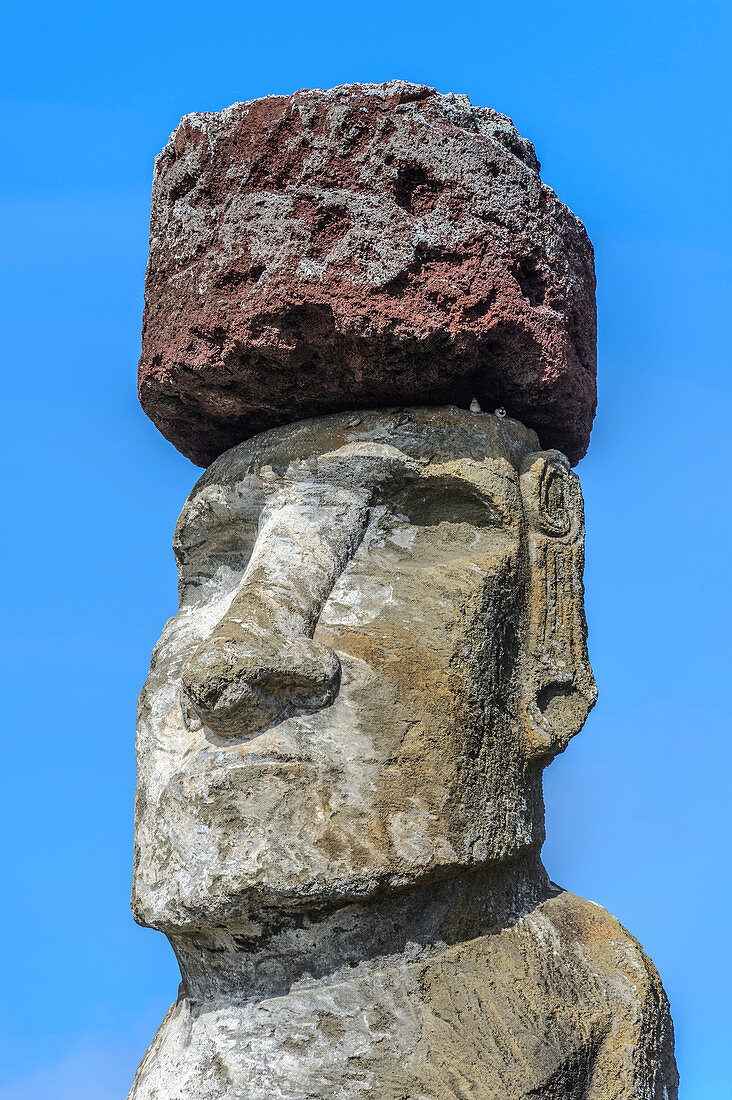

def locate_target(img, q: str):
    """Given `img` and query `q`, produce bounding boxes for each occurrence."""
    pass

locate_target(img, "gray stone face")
[129,407,677,1098]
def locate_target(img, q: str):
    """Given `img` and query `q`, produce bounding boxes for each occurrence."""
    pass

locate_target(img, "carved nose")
[179,483,369,739]
[182,628,341,738]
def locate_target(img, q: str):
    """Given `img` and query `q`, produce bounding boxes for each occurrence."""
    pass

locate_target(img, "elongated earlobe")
[518,451,597,759]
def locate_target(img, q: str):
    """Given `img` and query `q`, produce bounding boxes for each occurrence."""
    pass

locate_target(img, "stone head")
[132,407,595,932]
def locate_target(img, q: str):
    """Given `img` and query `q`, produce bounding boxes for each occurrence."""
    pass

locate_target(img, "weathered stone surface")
[129,407,676,1098]
[130,882,676,1099]
[138,82,596,467]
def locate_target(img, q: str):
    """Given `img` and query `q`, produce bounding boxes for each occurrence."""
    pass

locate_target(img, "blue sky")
[0,1,730,1096]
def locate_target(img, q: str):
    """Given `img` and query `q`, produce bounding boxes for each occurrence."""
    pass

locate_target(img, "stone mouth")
[221,754,310,770]
[195,750,315,775]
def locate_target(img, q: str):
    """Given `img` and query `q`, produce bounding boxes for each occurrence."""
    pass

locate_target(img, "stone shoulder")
[533,888,679,1098]
[536,888,668,1001]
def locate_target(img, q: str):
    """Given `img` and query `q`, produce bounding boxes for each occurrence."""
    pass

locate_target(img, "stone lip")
[139,80,596,467]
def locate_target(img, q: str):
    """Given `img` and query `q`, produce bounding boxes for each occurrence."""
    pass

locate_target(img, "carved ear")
[518,451,597,760]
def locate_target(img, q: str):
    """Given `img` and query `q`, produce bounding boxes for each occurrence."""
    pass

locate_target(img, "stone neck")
[169,853,553,1004]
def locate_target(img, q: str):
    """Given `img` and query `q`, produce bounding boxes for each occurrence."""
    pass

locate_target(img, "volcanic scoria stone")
[139,80,597,466]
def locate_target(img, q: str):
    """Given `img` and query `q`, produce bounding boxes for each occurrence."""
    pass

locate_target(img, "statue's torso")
[129,890,677,1100]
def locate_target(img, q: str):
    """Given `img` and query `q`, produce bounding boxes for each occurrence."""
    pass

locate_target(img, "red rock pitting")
[139,81,596,466]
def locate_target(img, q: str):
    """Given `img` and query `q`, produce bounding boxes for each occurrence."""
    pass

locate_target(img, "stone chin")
[131,406,596,933]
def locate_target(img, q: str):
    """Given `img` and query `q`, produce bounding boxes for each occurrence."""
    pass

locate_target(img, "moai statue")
[129,84,678,1099]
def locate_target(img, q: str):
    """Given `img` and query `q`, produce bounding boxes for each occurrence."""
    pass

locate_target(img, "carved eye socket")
[394,478,502,528]
[180,689,203,731]
[176,541,253,602]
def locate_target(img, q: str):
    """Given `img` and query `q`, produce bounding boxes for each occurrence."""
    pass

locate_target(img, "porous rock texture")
[139,81,597,466]
[129,408,677,1098]
[129,876,677,1100]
